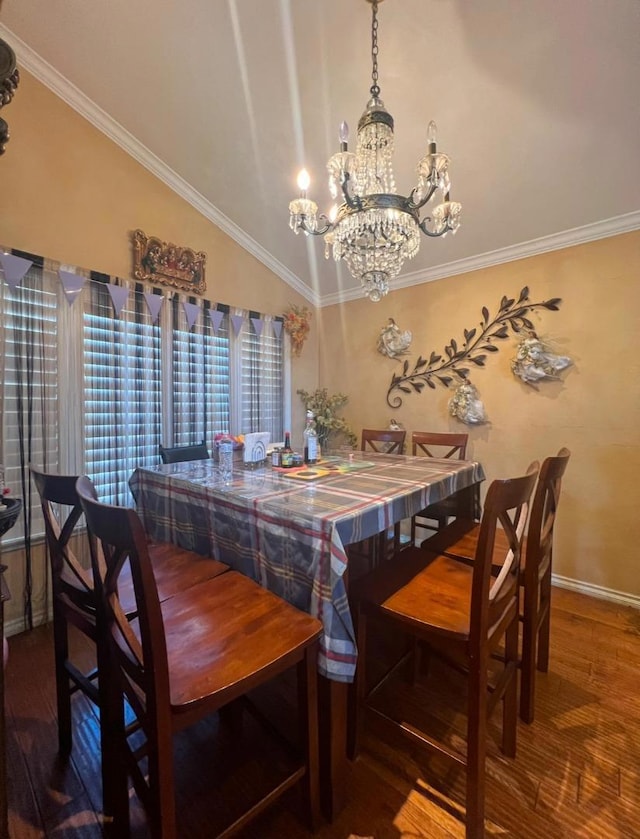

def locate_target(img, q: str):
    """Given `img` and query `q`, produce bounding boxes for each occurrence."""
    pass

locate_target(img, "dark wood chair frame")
[159,440,209,464]
[349,463,538,839]
[76,475,322,838]
[30,465,229,823]
[424,448,571,722]
[410,431,469,545]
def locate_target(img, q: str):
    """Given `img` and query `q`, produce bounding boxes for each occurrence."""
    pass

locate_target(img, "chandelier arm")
[341,171,363,210]
[418,218,449,238]
[295,214,333,237]
[407,182,439,212]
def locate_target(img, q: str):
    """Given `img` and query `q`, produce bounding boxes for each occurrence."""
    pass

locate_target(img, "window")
[1,249,289,547]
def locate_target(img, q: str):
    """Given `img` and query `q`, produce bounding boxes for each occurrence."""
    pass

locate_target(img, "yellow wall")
[319,232,640,598]
[0,71,318,630]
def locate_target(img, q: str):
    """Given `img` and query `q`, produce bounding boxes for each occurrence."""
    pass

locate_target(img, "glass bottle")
[303,411,318,465]
[218,434,234,483]
[281,431,294,468]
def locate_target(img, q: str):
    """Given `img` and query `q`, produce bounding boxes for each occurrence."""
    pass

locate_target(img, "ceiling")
[1,0,639,306]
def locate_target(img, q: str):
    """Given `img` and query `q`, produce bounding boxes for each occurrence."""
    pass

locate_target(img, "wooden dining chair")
[76,475,323,838]
[420,448,571,722]
[159,440,209,464]
[349,462,538,839]
[410,431,469,545]
[347,428,408,574]
[30,466,229,820]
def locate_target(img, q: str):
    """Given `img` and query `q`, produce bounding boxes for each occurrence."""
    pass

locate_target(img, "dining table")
[129,450,485,818]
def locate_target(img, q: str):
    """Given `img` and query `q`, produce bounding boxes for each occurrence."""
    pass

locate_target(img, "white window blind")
[170,298,231,444]
[238,316,284,442]
[83,279,162,505]
[0,260,59,542]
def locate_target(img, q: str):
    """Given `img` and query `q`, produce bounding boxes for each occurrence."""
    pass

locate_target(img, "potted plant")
[297,389,357,452]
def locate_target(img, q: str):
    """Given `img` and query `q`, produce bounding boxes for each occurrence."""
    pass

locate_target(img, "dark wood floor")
[5,586,640,838]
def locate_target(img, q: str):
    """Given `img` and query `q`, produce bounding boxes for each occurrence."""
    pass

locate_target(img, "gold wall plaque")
[132,229,206,294]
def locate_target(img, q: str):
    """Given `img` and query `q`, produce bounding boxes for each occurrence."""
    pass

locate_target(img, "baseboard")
[5,606,52,638]
[552,573,640,610]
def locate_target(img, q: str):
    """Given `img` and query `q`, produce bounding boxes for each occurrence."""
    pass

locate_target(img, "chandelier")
[288,0,462,302]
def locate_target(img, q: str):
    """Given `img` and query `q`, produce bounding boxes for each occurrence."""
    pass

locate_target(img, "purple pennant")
[59,270,85,306]
[183,301,200,330]
[209,308,225,333]
[230,314,244,336]
[143,291,163,324]
[272,320,283,339]
[250,316,264,337]
[107,283,129,317]
[0,252,33,290]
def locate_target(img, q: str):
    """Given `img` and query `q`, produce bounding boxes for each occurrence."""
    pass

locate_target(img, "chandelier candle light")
[289,0,462,302]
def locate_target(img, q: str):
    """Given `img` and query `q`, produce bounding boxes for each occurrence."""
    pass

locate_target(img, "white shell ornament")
[377,318,412,359]
[511,334,572,385]
[449,381,487,425]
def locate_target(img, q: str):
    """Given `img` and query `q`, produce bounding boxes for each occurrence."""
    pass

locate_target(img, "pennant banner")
[59,270,85,306]
[0,252,33,290]
[143,291,163,324]
[107,283,129,317]
[209,308,225,334]
[183,301,200,330]
[250,316,264,337]
[272,320,283,339]
[230,314,244,336]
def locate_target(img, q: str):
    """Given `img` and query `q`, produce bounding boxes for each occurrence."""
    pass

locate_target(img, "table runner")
[129,452,485,682]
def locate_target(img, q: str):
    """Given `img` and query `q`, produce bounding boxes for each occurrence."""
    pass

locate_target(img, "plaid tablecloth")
[129,452,485,683]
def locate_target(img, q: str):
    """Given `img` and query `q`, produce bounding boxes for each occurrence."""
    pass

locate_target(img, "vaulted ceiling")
[1,0,639,306]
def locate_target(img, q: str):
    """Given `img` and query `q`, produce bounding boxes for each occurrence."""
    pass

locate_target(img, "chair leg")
[537,573,552,673]
[298,647,320,831]
[465,660,487,839]
[347,605,367,761]
[52,610,72,754]
[503,618,518,757]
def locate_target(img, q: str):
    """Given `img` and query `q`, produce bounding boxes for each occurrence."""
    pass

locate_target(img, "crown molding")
[0,24,319,308]
[320,210,640,307]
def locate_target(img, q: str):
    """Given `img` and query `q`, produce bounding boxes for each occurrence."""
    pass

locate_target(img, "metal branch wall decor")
[386,286,562,408]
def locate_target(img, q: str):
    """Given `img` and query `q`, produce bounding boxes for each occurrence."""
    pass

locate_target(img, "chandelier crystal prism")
[288,0,462,302]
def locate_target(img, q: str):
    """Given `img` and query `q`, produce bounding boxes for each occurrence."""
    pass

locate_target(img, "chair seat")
[160,571,322,712]
[352,547,474,641]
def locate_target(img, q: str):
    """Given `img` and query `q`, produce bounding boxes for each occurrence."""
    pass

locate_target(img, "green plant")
[297,388,357,450]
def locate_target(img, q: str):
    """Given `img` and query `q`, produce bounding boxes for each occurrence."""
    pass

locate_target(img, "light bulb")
[427,120,438,145]
[329,204,338,223]
[297,169,311,192]
[339,121,349,144]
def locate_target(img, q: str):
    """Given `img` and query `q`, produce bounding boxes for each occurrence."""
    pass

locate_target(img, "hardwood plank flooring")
[4,586,640,838]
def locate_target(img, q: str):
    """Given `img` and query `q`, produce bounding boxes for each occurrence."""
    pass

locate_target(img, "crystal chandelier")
[289,0,462,302]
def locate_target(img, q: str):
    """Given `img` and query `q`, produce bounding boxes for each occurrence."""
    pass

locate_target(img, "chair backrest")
[361,428,406,454]
[76,476,168,737]
[470,462,539,651]
[159,440,209,464]
[525,448,571,585]
[30,466,95,614]
[412,431,468,460]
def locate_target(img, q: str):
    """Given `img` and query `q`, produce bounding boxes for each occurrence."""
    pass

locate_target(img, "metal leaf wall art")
[386,287,562,408]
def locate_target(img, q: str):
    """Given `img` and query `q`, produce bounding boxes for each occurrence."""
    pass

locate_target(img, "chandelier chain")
[370,1,380,98]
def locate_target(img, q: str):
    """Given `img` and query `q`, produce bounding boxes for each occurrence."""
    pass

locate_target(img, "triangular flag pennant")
[143,291,163,324]
[250,317,264,337]
[0,252,33,290]
[272,320,283,339]
[59,270,85,306]
[183,301,200,330]
[230,314,244,336]
[209,309,225,334]
[107,283,129,317]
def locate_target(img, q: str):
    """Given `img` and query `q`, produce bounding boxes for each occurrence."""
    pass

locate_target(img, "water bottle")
[218,435,234,483]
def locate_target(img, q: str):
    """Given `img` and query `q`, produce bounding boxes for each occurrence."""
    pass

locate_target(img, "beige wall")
[0,71,318,631]
[319,231,640,598]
